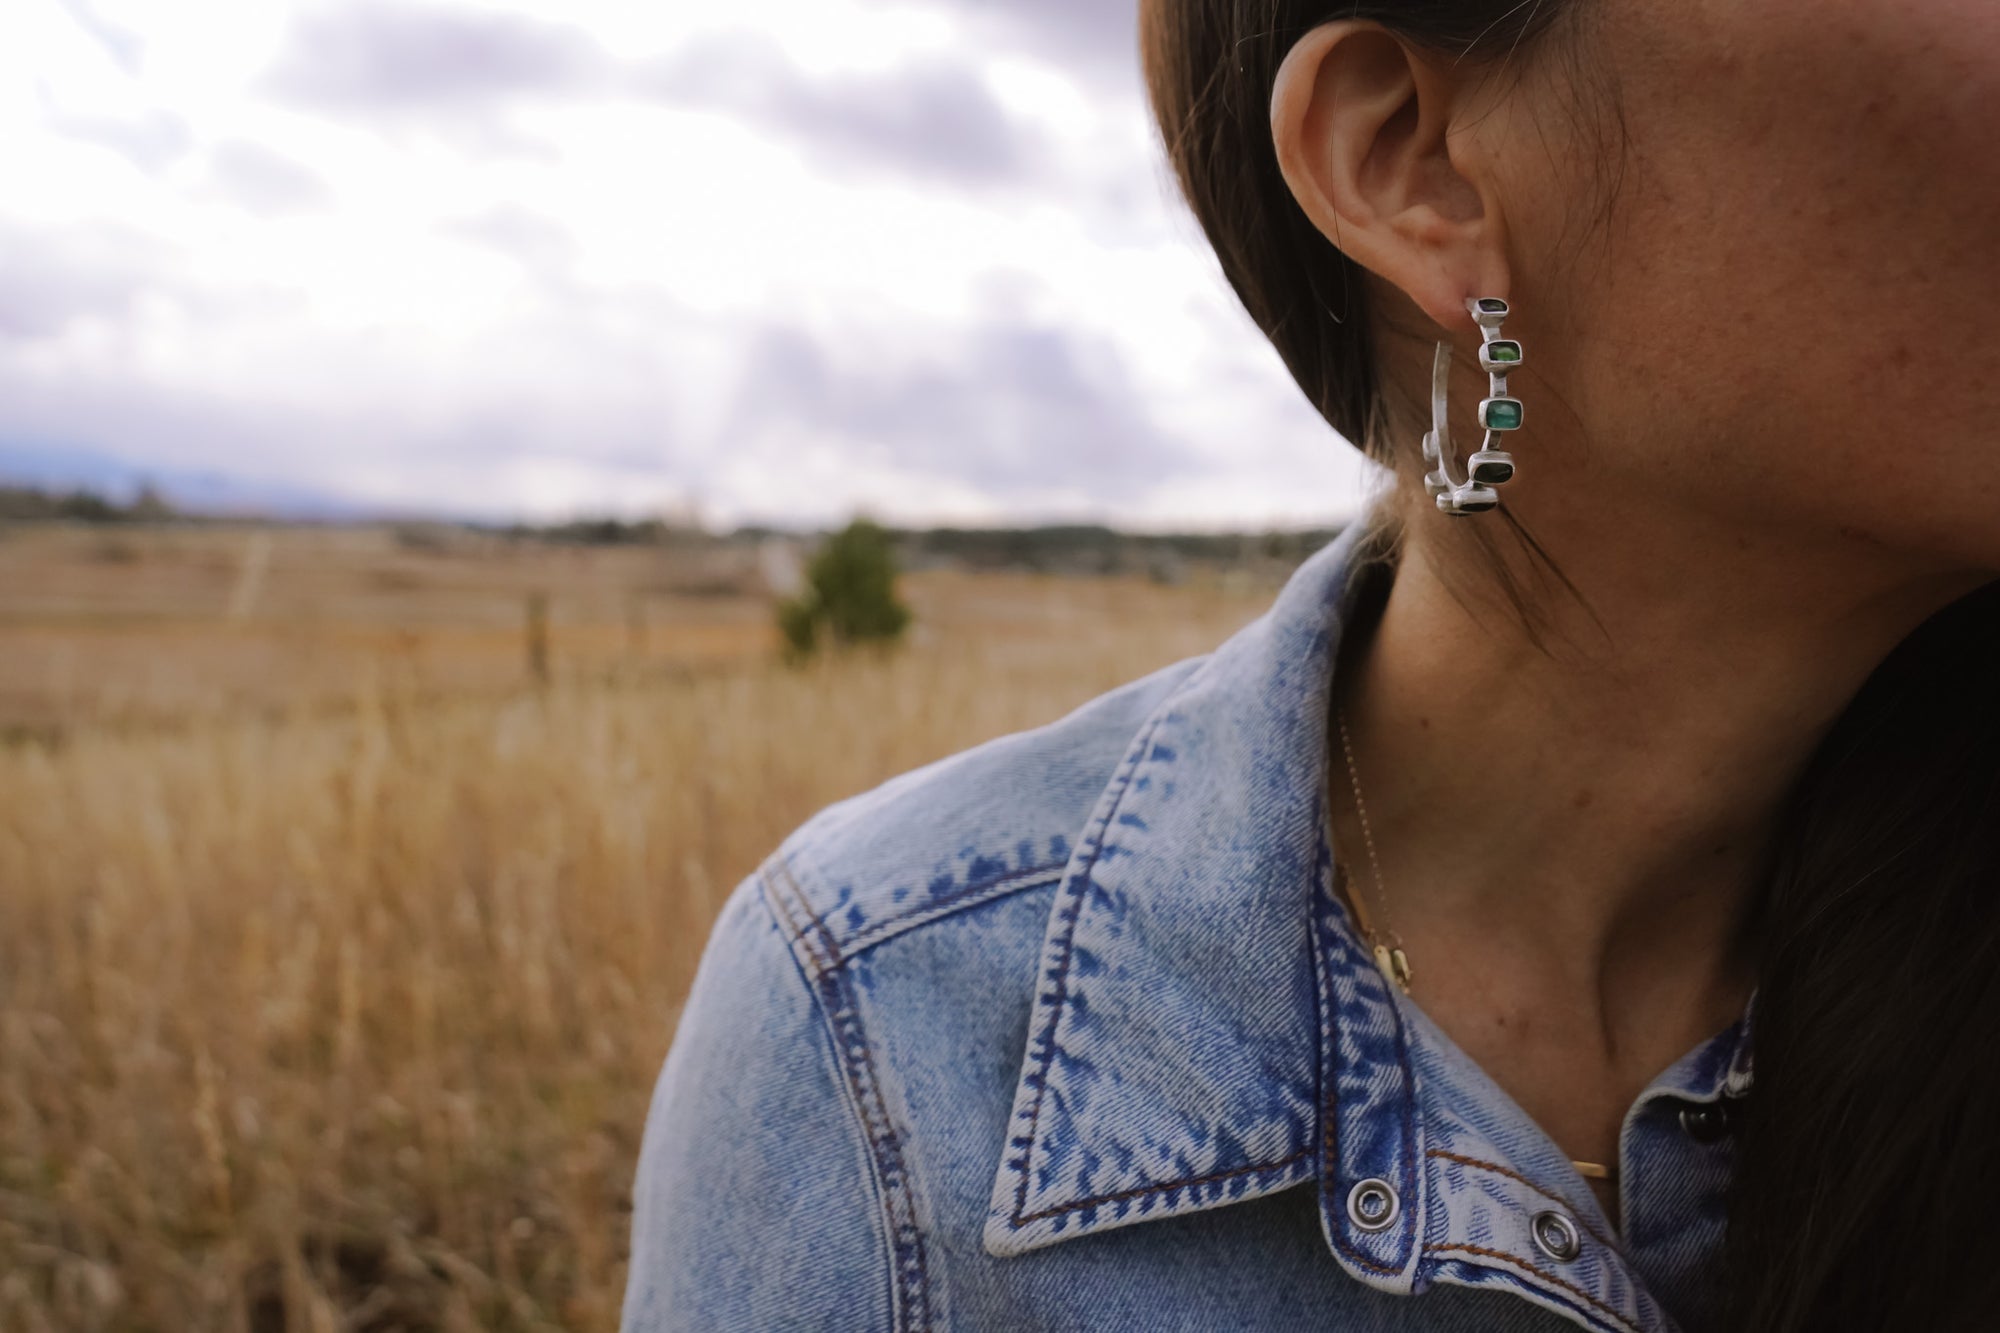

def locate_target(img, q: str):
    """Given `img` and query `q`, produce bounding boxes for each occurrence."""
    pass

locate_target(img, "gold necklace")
[1330,700,1617,1187]
[1332,701,1412,993]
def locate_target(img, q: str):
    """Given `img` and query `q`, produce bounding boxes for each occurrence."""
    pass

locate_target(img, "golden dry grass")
[0,523,779,737]
[0,524,1282,1331]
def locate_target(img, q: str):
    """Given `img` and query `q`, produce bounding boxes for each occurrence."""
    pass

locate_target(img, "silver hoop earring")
[1422,296,1523,516]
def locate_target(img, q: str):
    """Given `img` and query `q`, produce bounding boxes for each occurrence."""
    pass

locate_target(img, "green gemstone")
[1476,298,1508,314]
[1482,399,1523,430]
[1485,340,1521,363]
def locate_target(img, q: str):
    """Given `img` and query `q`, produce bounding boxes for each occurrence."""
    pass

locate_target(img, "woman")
[621,0,2000,1329]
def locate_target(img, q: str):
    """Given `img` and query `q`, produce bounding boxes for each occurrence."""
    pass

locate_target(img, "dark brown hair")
[1138,2,2000,1328]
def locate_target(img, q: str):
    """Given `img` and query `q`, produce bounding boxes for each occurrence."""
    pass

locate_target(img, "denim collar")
[981,514,1753,1332]
[982,515,1381,1257]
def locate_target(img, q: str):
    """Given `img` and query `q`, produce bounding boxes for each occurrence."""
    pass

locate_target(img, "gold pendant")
[1373,944,1413,993]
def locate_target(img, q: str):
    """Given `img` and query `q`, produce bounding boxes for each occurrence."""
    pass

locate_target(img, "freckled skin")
[1272,0,2000,1237]
[1488,0,2000,568]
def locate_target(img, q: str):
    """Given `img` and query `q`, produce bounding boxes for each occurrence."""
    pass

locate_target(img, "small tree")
[776,594,819,661]
[776,518,912,661]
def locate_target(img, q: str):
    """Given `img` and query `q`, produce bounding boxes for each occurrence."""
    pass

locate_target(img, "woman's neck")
[1325,500,1990,1222]
[1330,500,1986,1052]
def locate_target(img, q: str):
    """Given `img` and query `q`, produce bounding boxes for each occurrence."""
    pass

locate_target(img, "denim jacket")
[620,515,1755,1333]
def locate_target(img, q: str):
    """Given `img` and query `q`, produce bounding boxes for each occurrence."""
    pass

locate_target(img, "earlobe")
[1268,20,1506,335]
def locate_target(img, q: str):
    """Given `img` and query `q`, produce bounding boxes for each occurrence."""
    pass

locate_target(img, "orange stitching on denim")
[1424,1149,1619,1253]
[1326,1215,1404,1275]
[1316,1060,1406,1276]
[1425,1243,1636,1332]
[1309,849,1415,1279]
[1013,1149,1312,1225]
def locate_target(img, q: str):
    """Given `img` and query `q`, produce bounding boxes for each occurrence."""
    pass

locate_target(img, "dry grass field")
[0,521,1290,1331]
[0,523,782,740]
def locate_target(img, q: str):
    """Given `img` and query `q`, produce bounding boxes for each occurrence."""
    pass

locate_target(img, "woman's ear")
[1269,20,1509,335]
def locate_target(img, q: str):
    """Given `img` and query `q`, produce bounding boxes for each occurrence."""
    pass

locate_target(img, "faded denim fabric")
[621,516,1753,1333]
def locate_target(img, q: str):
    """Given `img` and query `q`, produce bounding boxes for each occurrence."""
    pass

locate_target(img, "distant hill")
[0,442,380,520]
[0,480,178,523]
[0,475,1345,578]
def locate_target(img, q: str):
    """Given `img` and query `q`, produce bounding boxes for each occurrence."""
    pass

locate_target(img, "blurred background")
[4,0,1372,528]
[1,1,1376,1329]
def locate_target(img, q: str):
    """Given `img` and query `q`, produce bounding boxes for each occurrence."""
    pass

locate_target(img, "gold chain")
[1330,698,1616,1187]
[1333,701,1412,993]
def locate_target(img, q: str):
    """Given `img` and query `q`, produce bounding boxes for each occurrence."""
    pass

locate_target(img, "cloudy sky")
[2,0,1377,529]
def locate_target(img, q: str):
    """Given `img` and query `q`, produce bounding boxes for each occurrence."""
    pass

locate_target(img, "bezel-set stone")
[1478,397,1524,431]
[1438,482,1500,514]
[1433,304,1521,514]
[1468,449,1515,484]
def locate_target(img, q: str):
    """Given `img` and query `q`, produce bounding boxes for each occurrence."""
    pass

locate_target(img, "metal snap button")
[1346,1178,1400,1233]
[1530,1209,1582,1263]
[1679,1101,1731,1144]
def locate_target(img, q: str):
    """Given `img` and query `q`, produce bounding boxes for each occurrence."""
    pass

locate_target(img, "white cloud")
[0,0,1374,528]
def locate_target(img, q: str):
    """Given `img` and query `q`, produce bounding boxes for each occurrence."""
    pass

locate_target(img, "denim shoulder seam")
[768,653,1217,972]
[761,853,943,1333]
[775,847,1070,974]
